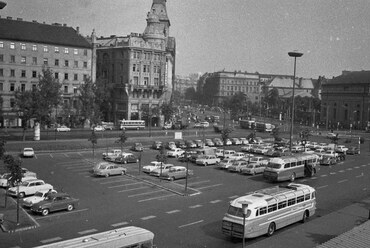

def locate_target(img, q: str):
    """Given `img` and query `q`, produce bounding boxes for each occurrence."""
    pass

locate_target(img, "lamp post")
[288,51,303,152]
[240,200,250,248]
[185,149,189,195]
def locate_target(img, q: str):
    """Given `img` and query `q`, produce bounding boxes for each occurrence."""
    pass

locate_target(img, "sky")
[1,0,370,79]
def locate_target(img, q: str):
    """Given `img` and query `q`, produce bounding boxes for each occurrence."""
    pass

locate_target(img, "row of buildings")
[1,0,370,130]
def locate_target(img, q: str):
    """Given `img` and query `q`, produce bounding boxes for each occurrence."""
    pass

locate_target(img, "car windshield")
[250,158,259,162]
[247,165,255,168]
[100,164,108,169]
[24,148,33,152]
[34,192,44,197]
[21,181,30,186]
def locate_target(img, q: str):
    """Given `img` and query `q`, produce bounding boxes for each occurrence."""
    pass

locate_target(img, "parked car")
[224,138,232,146]
[320,155,337,166]
[324,150,339,158]
[195,155,220,166]
[93,125,105,131]
[175,140,187,149]
[22,148,35,158]
[7,179,53,198]
[177,151,196,162]
[166,141,177,150]
[241,163,267,175]
[229,152,246,160]
[150,164,174,177]
[193,139,204,148]
[221,150,236,159]
[115,153,139,164]
[159,166,193,181]
[245,156,269,167]
[217,158,235,170]
[241,144,254,152]
[93,163,127,177]
[346,146,360,155]
[213,138,223,147]
[231,138,241,145]
[204,139,215,147]
[335,145,348,153]
[239,138,249,145]
[22,189,57,208]
[31,192,79,216]
[56,125,71,132]
[215,148,225,158]
[142,161,163,173]
[167,148,185,158]
[102,149,122,160]
[151,141,163,150]
[327,132,337,138]
[0,174,37,188]
[131,143,143,152]
[228,160,249,173]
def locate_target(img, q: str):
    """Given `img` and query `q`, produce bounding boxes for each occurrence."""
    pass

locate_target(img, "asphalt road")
[0,141,369,248]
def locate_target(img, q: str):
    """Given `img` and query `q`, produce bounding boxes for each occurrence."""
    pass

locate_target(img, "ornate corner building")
[94,0,175,126]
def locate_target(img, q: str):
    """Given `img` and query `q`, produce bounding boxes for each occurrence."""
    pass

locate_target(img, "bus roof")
[35,226,154,248]
[230,183,315,209]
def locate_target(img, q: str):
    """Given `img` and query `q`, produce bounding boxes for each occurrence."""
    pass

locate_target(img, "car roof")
[23,178,44,183]
[48,192,70,197]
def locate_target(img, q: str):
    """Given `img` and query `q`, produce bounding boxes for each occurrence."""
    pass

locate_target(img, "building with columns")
[94,0,175,126]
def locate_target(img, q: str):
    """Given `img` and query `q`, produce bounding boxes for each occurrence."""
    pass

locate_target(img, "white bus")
[35,226,155,248]
[120,120,145,130]
[263,153,319,182]
[222,183,316,239]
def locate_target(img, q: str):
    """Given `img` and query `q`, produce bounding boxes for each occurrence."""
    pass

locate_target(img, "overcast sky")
[2,0,370,79]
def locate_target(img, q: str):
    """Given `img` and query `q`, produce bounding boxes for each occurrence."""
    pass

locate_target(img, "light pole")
[240,200,250,248]
[288,51,303,152]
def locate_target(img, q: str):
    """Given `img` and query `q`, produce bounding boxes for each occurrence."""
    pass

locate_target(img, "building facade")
[0,17,93,127]
[94,0,175,126]
[321,71,370,130]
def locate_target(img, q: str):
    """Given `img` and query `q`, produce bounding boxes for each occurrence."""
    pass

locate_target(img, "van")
[222,150,236,159]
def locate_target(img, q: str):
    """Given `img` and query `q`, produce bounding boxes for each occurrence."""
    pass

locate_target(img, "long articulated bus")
[120,120,146,130]
[222,183,316,239]
[263,153,320,182]
[35,226,155,248]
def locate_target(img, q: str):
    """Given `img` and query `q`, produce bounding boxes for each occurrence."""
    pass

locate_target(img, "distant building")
[0,17,93,127]
[321,70,370,130]
[94,0,175,126]
[173,74,198,95]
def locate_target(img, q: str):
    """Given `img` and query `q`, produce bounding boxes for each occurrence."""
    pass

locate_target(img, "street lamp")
[288,51,303,152]
[240,200,250,248]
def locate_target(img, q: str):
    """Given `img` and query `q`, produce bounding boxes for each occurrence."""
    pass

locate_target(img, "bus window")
[305,194,311,200]
[278,201,287,209]
[297,195,304,203]
[268,204,277,213]
[291,162,296,167]
[288,198,296,206]
[284,163,291,168]
[259,207,267,215]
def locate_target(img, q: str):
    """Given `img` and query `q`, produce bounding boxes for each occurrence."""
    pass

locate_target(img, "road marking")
[64,154,69,157]
[361,164,367,167]
[141,215,156,220]
[179,220,204,228]
[111,221,129,227]
[109,183,143,189]
[100,178,133,185]
[188,180,210,186]
[128,189,164,197]
[339,170,345,173]
[310,177,318,180]
[78,229,97,235]
[138,194,177,203]
[347,168,353,171]
[320,174,328,177]
[316,185,328,189]
[229,195,239,199]
[356,173,364,178]
[354,166,360,169]
[40,237,63,244]
[189,204,202,209]
[210,200,222,204]
[118,186,148,193]
[330,172,336,175]
[166,210,181,214]
[338,179,348,184]
[195,184,223,190]
[49,154,53,158]
[34,208,89,220]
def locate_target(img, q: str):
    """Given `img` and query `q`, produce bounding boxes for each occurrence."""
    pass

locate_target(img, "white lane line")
[189,204,202,209]
[141,215,156,220]
[49,154,53,158]
[320,174,328,177]
[64,154,69,157]
[210,200,222,204]
[128,189,165,197]
[338,179,348,184]
[118,186,148,193]
[316,185,328,189]
[188,180,211,186]
[109,183,143,189]
[111,221,129,227]
[330,172,336,175]
[179,220,204,228]
[347,168,353,171]
[166,210,181,214]
[356,173,364,178]
[78,229,97,235]
[100,179,134,185]
[229,195,239,199]
[34,208,89,220]
[138,194,176,203]
[310,177,318,180]
[339,170,345,173]
[40,237,63,244]
[195,184,223,190]
[361,164,367,167]
[354,166,360,169]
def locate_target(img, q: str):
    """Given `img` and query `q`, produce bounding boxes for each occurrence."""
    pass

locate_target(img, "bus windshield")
[267,163,282,169]
[227,205,251,218]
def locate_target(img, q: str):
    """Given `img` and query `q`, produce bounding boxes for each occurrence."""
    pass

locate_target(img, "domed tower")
[143,0,170,42]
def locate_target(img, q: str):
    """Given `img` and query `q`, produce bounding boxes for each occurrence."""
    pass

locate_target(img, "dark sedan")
[31,192,79,216]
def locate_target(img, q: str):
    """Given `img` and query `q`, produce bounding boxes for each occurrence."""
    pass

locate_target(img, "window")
[297,195,304,203]
[10,83,15,91]
[73,49,78,55]
[73,87,78,94]
[10,55,15,63]
[32,57,37,65]
[133,64,136,72]
[0,68,3,77]
[21,43,26,50]
[278,201,287,209]
[0,82,2,91]
[21,56,26,64]
[21,84,25,92]
[64,48,69,54]
[143,77,149,85]
[0,54,3,62]
[43,46,48,52]
[74,61,78,68]
[83,49,88,56]
[64,73,68,80]
[0,41,3,48]
[304,194,311,201]
[287,198,296,206]
[83,61,87,68]
[55,47,59,53]
[259,207,267,215]
[10,69,15,77]
[55,59,59,66]
[43,58,48,65]
[64,86,68,93]
[65,60,69,67]
[21,70,26,78]
[133,76,138,85]
[10,98,15,108]
[268,204,277,213]
[32,71,37,78]
[32,45,37,51]
[154,78,159,85]
[54,72,59,79]
[83,74,88,81]
[74,73,78,81]
[10,43,15,49]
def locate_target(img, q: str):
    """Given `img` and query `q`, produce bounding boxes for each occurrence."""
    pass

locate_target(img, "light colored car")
[241,163,267,175]
[193,139,204,148]
[231,138,241,145]
[31,192,79,216]
[159,166,193,181]
[150,164,174,177]
[93,163,126,177]
[22,189,57,208]
[167,148,185,158]
[0,174,37,188]
[247,156,269,166]
[215,148,225,158]
[166,141,177,150]
[224,138,232,146]
[229,152,246,160]
[204,139,215,147]
[56,125,71,132]
[7,179,53,198]
[222,150,236,159]
[115,153,139,164]
[241,144,254,152]
[217,158,235,169]
[324,150,339,158]
[195,155,220,166]
[228,160,249,173]
[93,125,105,131]
[142,161,163,173]
[327,132,337,138]
[23,148,35,158]
[335,145,348,153]
[131,143,144,152]
[254,146,269,155]
[213,138,223,147]
[239,138,249,145]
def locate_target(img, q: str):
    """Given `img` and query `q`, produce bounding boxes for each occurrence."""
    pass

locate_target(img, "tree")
[156,146,167,178]
[4,154,22,223]
[115,130,128,151]
[14,89,37,140]
[0,138,6,159]
[79,78,102,127]
[88,130,98,159]
[221,127,234,145]
[160,102,176,123]
[271,126,282,142]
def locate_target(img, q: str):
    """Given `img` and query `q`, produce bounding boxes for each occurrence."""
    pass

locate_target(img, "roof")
[268,76,315,89]
[316,220,370,248]
[0,18,91,48]
[326,70,370,85]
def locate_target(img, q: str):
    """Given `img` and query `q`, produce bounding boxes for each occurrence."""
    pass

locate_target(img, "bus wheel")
[267,222,276,236]
[290,173,296,182]
[301,210,309,223]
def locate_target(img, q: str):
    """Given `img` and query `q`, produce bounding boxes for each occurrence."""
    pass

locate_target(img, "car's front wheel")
[18,192,25,198]
[41,209,49,216]
[67,204,74,211]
